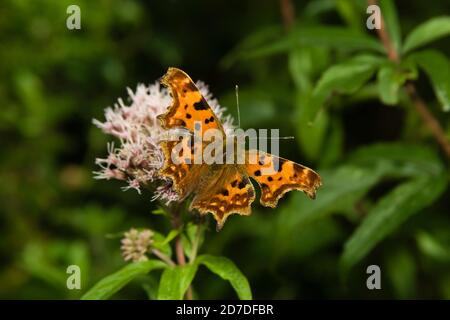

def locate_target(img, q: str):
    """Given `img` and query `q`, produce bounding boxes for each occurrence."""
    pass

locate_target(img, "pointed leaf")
[403,16,450,54]
[409,50,450,111]
[81,260,166,300]
[157,264,198,300]
[340,175,447,274]
[198,255,252,300]
[309,55,383,120]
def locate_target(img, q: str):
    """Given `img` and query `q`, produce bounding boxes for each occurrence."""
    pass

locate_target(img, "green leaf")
[318,117,344,167]
[416,231,450,262]
[277,164,388,229]
[152,231,173,258]
[220,25,283,68]
[81,260,166,300]
[197,255,252,300]
[151,207,168,216]
[157,263,198,300]
[377,64,399,105]
[295,92,329,161]
[288,47,330,91]
[304,0,336,17]
[348,143,444,177]
[385,248,417,299]
[294,26,384,52]
[379,0,402,54]
[223,26,384,65]
[409,50,450,111]
[340,175,447,275]
[157,229,180,247]
[308,55,383,120]
[403,16,450,54]
[336,0,364,31]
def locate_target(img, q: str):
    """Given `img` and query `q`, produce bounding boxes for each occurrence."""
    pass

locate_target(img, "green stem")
[169,203,193,300]
[368,0,450,160]
[189,224,204,263]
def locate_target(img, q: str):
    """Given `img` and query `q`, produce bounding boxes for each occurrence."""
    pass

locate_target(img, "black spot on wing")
[194,100,209,111]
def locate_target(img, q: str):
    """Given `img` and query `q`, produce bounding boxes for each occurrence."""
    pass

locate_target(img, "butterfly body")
[158,68,321,229]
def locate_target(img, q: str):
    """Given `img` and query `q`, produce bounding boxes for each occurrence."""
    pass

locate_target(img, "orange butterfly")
[158,67,322,229]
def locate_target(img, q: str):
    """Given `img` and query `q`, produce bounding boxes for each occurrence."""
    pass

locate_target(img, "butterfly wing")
[159,67,242,225]
[158,67,225,134]
[159,139,205,200]
[245,150,322,207]
[158,67,321,229]
[190,164,255,230]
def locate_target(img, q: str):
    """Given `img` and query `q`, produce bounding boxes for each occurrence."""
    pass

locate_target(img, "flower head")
[93,79,234,203]
[120,228,154,262]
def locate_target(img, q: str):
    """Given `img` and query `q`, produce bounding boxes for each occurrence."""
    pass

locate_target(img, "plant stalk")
[368,0,450,160]
[170,205,193,300]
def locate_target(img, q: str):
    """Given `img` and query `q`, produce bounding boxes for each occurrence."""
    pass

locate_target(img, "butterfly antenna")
[235,85,241,129]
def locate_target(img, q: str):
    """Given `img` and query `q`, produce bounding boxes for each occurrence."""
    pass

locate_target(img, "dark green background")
[1,0,450,299]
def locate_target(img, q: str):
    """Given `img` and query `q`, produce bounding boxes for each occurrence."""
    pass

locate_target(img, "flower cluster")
[120,228,154,262]
[93,80,234,204]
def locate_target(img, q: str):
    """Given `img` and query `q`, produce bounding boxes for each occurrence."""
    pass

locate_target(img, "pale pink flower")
[121,228,154,262]
[93,79,233,204]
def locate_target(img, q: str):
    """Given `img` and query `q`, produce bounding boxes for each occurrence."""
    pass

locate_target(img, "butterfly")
[157,67,322,230]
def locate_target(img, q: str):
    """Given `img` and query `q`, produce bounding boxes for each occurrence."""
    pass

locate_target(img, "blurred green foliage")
[1,0,450,299]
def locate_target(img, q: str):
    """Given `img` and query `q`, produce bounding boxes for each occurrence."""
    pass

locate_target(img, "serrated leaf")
[409,50,450,111]
[197,255,252,300]
[403,16,450,54]
[81,260,166,300]
[157,264,198,300]
[340,175,447,275]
